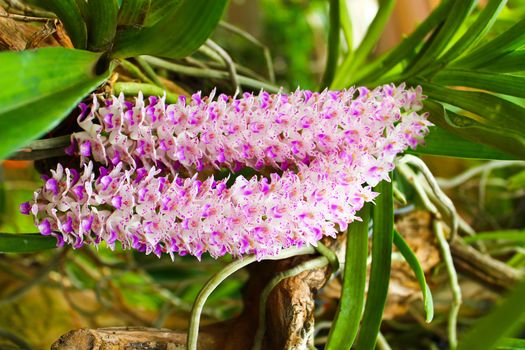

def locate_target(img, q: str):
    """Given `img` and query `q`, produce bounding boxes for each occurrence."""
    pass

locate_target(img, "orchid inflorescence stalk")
[21,84,430,260]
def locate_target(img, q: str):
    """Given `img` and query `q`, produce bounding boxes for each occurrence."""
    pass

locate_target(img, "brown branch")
[450,237,524,291]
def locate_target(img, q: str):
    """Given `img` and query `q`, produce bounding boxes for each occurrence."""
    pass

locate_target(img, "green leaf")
[87,0,119,52]
[0,47,109,160]
[331,0,395,88]
[437,0,508,65]
[342,0,452,86]
[416,101,519,160]
[405,0,476,76]
[393,229,434,322]
[453,17,525,69]
[497,338,525,350]
[319,0,340,90]
[458,278,525,350]
[432,69,525,98]
[482,50,525,73]
[326,204,370,349]
[144,0,181,26]
[0,233,57,253]
[111,0,228,59]
[36,0,87,49]
[355,179,394,350]
[418,82,525,155]
[118,0,151,26]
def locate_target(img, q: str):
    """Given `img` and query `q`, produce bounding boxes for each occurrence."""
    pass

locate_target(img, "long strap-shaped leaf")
[437,0,508,66]
[433,69,525,98]
[0,47,109,160]
[393,230,434,323]
[405,0,476,76]
[0,233,57,253]
[331,0,395,89]
[36,0,87,49]
[350,0,453,86]
[453,18,525,69]
[325,204,371,350]
[111,0,228,59]
[481,50,525,73]
[419,82,525,140]
[354,179,394,350]
[319,0,340,90]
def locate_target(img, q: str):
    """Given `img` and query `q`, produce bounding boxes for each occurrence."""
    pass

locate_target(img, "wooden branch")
[51,327,220,350]
[450,237,524,291]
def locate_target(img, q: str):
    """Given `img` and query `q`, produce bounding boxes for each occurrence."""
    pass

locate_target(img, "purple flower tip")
[20,202,31,215]
[38,219,52,235]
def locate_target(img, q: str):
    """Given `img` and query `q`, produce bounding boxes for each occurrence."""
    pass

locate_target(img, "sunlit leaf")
[453,17,525,69]
[433,69,525,98]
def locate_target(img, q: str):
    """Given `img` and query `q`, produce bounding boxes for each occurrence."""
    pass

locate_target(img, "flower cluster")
[69,84,426,175]
[22,85,431,259]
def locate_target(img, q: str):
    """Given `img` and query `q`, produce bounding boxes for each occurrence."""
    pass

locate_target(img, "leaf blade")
[0,233,57,253]
[0,47,108,160]
[393,229,434,322]
[112,0,228,59]
[326,204,371,349]
[355,179,394,350]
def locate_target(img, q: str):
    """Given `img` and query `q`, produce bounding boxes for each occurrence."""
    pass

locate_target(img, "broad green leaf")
[0,233,57,253]
[393,230,434,322]
[438,0,508,65]
[326,204,370,349]
[459,278,525,350]
[433,69,525,98]
[463,230,525,244]
[482,50,525,73]
[0,47,109,160]
[87,0,119,52]
[405,0,476,75]
[111,0,228,59]
[118,0,151,26]
[36,0,87,49]
[453,17,525,69]
[355,179,394,350]
[419,101,523,160]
